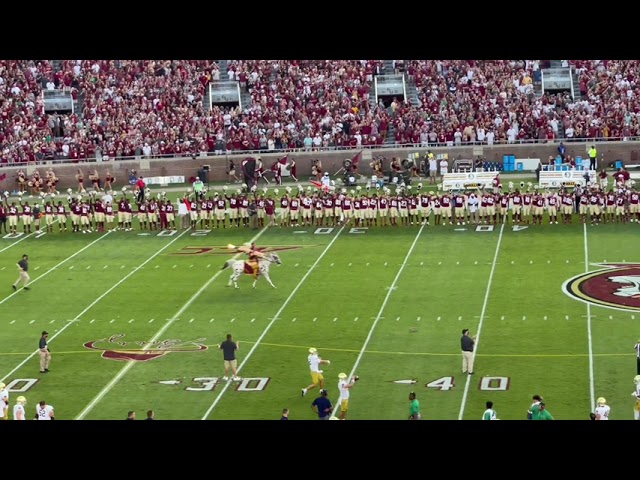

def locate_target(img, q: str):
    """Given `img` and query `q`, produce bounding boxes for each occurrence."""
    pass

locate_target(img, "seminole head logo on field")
[563,263,640,312]
[84,334,208,361]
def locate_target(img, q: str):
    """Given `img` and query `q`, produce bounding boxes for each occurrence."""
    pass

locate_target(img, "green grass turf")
[0,210,637,420]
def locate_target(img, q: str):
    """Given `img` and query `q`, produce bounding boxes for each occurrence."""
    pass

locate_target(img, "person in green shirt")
[482,401,498,420]
[537,402,554,420]
[408,392,421,420]
[527,395,543,420]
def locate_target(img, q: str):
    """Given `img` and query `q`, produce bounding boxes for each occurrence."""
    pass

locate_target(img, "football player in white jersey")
[633,375,640,420]
[594,397,610,420]
[13,396,26,420]
[337,372,359,420]
[301,348,331,397]
[35,400,54,420]
[0,383,8,420]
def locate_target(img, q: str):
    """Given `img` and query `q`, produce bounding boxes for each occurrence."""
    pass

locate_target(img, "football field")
[0,214,638,420]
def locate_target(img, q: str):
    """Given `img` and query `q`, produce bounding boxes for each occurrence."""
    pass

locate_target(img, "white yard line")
[583,223,596,410]
[330,223,426,417]
[75,227,270,420]
[457,222,505,420]
[0,231,111,306]
[0,228,190,385]
[201,226,347,420]
[0,232,35,253]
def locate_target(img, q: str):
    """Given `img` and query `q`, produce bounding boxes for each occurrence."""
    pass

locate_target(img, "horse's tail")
[221,260,232,271]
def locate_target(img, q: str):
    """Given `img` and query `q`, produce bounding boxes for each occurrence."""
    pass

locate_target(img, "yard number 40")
[425,376,510,391]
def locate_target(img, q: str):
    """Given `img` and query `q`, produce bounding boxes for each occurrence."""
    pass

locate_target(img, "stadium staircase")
[571,69,582,99]
[382,59,395,74]
[51,60,62,72]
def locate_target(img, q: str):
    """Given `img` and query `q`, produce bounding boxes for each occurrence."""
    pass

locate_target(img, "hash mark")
[385,262,388,266]
[437,316,441,321]
[154,265,159,269]
[529,260,533,264]
[0,267,4,271]
[189,265,194,268]
[149,319,154,323]
[49,320,55,324]
[121,265,125,269]
[565,260,569,263]
[522,316,526,320]
[250,318,255,323]
[110,319,115,323]
[69,266,74,270]
[565,315,569,320]
[420,261,424,266]
[543,316,547,320]
[547,260,550,264]
[417,316,421,321]
[354,316,359,322]
[501,315,505,320]
[333,317,338,322]
[511,261,514,264]
[29,320,35,324]
[632,315,636,320]
[313,318,317,322]
[210,318,215,323]
[207,264,211,268]
[330,263,334,267]
[103,265,108,269]
[609,315,613,320]
[295,263,299,267]
[456,261,460,265]
[366,262,370,266]
[86,265,91,270]
[458,316,462,321]
[34,266,39,270]
[292,318,297,322]
[129,319,135,323]
[438,261,441,265]
[396,317,400,321]
[348,263,352,266]
[90,319,95,324]
[474,261,478,265]
[230,318,235,323]
[189,318,194,323]
[10,320,15,325]
[172,265,177,269]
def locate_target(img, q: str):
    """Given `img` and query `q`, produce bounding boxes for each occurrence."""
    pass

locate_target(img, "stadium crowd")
[2,60,640,165]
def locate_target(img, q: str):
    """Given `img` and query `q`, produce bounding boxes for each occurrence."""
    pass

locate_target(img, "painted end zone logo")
[84,334,208,361]
[170,245,308,256]
[563,263,640,312]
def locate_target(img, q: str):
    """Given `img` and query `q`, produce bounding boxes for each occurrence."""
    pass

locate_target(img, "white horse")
[222,253,282,289]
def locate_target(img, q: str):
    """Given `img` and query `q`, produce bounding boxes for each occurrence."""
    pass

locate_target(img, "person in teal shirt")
[408,392,421,420]
[537,403,554,420]
[483,401,498,420]
[527,395,543,420]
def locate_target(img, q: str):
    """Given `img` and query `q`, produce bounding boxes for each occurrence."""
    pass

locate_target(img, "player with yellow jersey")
[301,348,330,397]
[633,375,640,420]
[337,372,359,420]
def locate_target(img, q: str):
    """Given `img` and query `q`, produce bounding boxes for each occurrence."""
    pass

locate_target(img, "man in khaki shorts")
[12,254,30,291]
[219,334,240,381]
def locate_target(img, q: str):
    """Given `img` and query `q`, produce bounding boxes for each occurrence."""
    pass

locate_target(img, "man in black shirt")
[12,254,30,291]
[311,390,333,420]
[460,328,476,375]
[39,331,51,373]
[219,334,240,381]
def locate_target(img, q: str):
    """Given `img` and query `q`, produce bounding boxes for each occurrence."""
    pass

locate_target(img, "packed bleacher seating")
[2,59,640,165]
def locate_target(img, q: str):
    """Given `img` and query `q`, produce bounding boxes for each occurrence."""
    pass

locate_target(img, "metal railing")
[1,137,638,169]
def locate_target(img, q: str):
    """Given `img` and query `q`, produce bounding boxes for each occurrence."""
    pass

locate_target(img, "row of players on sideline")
[0,181,638,234]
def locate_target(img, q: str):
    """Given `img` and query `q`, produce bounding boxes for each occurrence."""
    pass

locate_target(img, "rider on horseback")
[247,242,261,279]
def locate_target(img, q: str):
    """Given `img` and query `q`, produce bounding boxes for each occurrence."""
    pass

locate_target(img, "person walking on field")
[12,254,30,291]
[219,334,241,381]
[460,329,476,375]
[39,331,51,374]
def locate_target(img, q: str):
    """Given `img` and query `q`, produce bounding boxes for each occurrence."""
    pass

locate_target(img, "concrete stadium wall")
[1,141,638,192]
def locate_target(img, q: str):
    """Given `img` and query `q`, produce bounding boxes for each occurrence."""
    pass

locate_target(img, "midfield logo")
[170,245,308,256]
[83,334,208,361]
[563,263,640,312]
